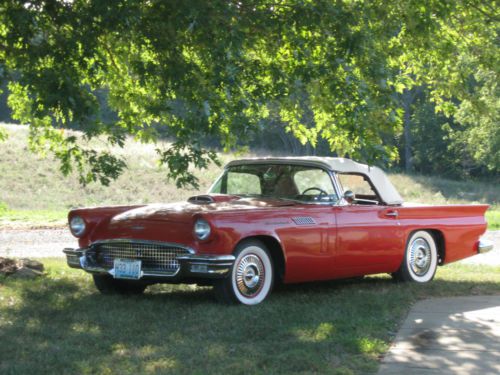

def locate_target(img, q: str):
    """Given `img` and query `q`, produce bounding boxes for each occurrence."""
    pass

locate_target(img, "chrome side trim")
[478,239,493,254]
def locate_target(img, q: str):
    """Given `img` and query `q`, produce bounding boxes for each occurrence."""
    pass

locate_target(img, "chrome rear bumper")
[478,239,494,254]
[63,247,234,279]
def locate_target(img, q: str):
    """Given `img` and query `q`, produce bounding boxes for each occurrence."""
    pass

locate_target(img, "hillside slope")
[0,124,498,228]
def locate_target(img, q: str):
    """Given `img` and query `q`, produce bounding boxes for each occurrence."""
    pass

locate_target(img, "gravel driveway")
[0,229,78,258]
[1,228,499,265]
[458,230,500,266]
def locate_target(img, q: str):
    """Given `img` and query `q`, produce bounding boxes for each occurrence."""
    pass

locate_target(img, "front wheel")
[214,240,274,305]
[392,231,438,283]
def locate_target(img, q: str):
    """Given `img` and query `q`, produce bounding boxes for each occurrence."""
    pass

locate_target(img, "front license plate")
[114,258,142,279]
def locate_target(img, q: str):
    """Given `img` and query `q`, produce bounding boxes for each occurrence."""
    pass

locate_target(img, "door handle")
[385,210,399,218]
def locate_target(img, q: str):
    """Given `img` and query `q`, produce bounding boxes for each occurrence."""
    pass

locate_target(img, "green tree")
[391,1,499,175]
[0,1,497,186]
[397,86,497,179]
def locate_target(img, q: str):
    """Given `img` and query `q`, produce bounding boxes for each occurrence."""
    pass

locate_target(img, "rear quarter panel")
[397,204,489,264]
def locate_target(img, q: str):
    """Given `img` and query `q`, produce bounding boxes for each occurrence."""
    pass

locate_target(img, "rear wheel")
[214,240,274,305]
[392,231,438,283]
[93,274,147,295]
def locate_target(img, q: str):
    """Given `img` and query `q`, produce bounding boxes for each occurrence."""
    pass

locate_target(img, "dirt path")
[0,228,499,264]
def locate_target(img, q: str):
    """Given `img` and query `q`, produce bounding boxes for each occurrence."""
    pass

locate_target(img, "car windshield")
[209,164,338,203]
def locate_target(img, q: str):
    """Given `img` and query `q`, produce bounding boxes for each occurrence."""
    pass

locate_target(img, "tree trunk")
[403,99,412,173]
[402,88,418,174]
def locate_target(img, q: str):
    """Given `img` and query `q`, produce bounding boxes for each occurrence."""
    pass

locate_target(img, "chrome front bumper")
[478,239,494,254]
[63,248,235,279]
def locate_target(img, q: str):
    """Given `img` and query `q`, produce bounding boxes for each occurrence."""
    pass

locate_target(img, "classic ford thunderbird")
[64,157,493,305]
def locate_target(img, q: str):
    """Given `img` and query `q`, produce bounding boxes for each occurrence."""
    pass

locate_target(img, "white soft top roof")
[226,157,403,205]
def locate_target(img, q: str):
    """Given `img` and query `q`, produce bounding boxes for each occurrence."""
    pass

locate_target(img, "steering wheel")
[301,187,328,197]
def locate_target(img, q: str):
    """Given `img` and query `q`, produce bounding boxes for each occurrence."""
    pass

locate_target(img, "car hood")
[110,195,298,224]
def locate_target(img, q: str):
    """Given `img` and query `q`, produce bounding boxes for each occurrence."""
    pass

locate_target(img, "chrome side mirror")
[344,190,355,203]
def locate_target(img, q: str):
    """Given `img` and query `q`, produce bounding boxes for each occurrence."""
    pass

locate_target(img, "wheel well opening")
[238,236,286,284]
[427,229,445,265]
[407,229,445,265]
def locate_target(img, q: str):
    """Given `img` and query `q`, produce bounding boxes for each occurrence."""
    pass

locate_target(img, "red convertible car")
[64,157,493,305]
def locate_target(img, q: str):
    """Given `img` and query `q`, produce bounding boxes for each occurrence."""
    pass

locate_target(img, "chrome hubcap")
[409,238,431,276]
[236,254,265,297]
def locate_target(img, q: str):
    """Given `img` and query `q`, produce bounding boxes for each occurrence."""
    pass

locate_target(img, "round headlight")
[70,216,86,237]
[194,218,211,240]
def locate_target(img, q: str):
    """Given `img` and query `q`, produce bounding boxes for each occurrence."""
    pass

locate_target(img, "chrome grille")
[92,241,190,274]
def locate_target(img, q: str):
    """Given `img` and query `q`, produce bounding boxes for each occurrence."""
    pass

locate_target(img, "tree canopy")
[0,1,498,186]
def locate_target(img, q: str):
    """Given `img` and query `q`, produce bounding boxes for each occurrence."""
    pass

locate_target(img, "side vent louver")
[292,217,316,225]
[188,195,215,204]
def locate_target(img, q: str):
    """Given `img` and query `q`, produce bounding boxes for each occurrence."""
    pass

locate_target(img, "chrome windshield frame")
[208,163,342,206]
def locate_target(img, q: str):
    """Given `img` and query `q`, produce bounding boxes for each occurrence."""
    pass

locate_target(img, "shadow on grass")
[1,273,499,375]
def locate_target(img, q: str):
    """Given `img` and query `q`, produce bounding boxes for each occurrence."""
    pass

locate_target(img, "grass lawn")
[1,260,499,375]
[486,209,500,231]
[0,209,67,228]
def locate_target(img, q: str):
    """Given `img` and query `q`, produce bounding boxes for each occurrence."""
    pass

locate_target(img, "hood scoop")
[188,195,215,204]
[187,194,241,205]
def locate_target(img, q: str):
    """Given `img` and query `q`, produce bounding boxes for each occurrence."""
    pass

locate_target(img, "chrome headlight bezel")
[70,216,86,237]
[194,218,211,241]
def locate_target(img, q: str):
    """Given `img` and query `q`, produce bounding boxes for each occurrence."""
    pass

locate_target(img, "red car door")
[330,205,405,277]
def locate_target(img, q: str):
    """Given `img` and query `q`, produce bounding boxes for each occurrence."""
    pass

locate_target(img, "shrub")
[0,201,8,213]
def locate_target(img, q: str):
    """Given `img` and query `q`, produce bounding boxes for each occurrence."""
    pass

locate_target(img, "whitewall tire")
[393,231,438,283]
[214,240,274,305]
